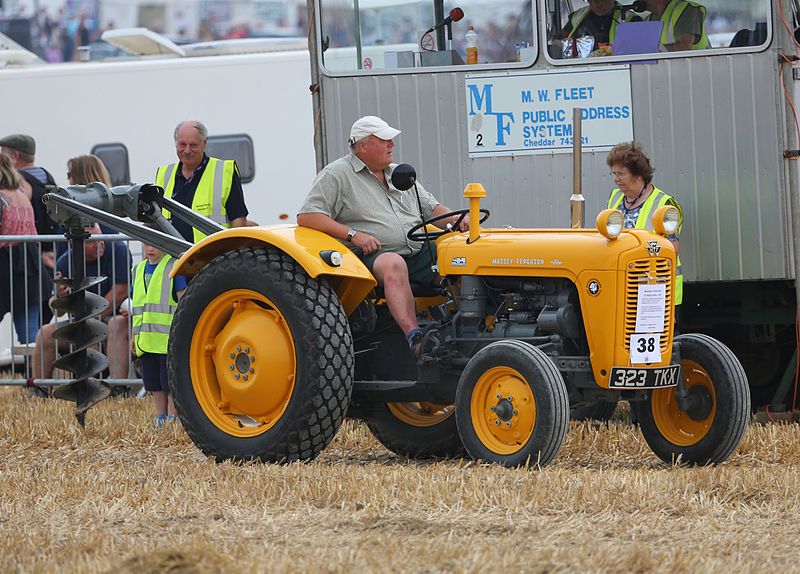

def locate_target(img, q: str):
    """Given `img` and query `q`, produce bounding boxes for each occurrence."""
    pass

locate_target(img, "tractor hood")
[436,228,675,279]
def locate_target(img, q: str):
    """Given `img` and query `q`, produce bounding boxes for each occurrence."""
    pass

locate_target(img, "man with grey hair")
[297,115,467,360]
[155,120,252,243]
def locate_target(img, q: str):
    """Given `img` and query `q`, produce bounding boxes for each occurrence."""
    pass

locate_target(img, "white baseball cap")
[348,116,401,144]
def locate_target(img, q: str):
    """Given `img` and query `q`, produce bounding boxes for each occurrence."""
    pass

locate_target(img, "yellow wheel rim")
[470,366,535,455]
[387,402,454,427]
[190,289,296,437]
[652,359,716,446]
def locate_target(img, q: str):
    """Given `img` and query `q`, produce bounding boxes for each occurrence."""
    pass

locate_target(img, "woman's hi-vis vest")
[608,186,684,305]
[656,0,710,50]
[567,5,624,42]
[155,157,235,242]
[132,255,178,356]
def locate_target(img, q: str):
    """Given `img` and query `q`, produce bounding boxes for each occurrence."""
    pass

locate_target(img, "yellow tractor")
[45,173,749,467]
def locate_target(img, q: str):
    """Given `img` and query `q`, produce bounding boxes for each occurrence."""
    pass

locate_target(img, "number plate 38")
[608,365,681,389]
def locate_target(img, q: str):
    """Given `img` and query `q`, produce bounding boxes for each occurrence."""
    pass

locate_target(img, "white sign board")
[465,66,633,157]
[634,284,666,333]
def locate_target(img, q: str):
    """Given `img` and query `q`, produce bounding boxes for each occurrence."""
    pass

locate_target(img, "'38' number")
[636,336,656,354]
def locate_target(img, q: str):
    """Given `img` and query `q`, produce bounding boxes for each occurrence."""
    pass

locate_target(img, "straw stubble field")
[1,387,798,573]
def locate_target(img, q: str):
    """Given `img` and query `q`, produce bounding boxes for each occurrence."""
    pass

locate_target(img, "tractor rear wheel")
[366,402,465,459]
[169,247,353,463]
[639,333,750,465]
[455,340,569,468]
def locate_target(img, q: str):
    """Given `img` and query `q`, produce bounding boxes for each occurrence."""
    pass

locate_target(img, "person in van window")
[155,120,257,243]
[562,0,626,49]
[643,0,710,51]
[0,153,41,344]
[297,115,468,362]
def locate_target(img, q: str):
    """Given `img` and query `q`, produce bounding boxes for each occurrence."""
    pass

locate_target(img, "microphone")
[425,7,464,34]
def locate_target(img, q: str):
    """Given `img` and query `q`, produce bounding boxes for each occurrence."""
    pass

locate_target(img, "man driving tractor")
[297,115,468,360]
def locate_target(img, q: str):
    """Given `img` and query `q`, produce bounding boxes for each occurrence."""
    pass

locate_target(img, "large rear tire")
[366,402,466,459]
[169,247,353,463]
[639,333,750,465]
[455,340,569,468]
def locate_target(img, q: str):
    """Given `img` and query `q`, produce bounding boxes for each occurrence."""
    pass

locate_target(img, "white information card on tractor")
[634,284,666,332]
[630,333,662,364]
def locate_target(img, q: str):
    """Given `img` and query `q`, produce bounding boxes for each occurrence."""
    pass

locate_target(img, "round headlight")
[652,205,680,236]
[596,209,623,240]
[330,251,343,266]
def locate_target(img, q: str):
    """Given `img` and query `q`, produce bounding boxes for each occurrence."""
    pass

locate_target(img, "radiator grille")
[624,258,673,355]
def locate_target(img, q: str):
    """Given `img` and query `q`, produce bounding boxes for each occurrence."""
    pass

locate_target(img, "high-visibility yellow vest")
[655,0,710,50]
[567,5,625,43]
[132,255,178,356]
[608,186,684,305]
[156,157,235,242]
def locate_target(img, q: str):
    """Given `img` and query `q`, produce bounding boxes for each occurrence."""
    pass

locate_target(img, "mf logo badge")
[587,279,601,296]
[646,240,662,257]
[451,257,467,267]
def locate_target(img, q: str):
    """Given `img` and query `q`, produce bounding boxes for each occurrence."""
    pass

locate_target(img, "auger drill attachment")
[43,182,200,425]
[50,226,111,427]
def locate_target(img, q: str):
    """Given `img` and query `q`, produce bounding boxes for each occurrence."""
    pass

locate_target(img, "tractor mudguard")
[170,225,376,314]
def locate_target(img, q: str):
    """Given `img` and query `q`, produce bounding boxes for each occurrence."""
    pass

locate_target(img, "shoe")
[411,330,441,363]
[154,414,167,429]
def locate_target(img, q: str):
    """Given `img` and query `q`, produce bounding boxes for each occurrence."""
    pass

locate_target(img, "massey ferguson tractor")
[43,167,750,467]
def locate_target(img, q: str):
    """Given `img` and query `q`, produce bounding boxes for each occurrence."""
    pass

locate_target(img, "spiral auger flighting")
[50,227,111,427]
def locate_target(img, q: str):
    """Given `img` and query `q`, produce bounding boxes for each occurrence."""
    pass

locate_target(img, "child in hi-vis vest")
[131,243,187,427]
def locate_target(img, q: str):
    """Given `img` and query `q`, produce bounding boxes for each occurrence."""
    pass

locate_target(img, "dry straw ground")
[1,386,798,574]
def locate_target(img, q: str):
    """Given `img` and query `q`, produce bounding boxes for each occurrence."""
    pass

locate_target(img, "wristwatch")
[346,228,358,242]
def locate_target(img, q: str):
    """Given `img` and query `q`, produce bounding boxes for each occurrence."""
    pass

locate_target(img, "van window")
[90,143,130,186]
[544,0,770,63]
[206,134,255,184]
[319,0,535,72]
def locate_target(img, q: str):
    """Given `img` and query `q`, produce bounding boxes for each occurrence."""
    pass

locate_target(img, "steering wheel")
[406,208,490,242]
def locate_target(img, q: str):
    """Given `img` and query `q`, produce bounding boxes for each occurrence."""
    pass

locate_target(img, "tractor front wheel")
[455,340,569,468]
[639,333,750,464]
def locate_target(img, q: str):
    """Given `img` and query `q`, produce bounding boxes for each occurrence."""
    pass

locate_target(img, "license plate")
[608,365,681,389]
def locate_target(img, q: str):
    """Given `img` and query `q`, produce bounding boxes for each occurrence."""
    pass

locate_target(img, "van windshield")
[318,0,535,72]
[543,0,770,61]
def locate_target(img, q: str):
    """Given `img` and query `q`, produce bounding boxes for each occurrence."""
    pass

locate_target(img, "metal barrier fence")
[0,233,145,390]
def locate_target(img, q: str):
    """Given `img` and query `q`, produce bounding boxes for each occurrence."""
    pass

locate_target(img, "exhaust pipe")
[570,107,585,229]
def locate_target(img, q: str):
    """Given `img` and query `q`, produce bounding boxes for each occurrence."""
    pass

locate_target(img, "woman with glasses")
[606,141,684,425]
[606,142,683,274]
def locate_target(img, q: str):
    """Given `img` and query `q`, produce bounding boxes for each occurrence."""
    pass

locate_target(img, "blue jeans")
[14,305,40,344]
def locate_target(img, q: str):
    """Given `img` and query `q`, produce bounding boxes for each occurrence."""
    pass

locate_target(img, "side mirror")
[391,163,416,191]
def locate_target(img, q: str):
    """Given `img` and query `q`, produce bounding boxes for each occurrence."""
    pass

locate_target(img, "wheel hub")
[207,299,296,421]
[685,385,713,421]
[473,367,535,455]
[233,348,254,375]
[493,398,515,422]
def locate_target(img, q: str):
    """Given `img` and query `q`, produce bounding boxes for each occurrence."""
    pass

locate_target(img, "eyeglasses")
[610,170,629,178]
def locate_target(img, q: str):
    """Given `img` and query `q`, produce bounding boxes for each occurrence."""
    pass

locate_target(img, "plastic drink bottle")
[466,26,478,64]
